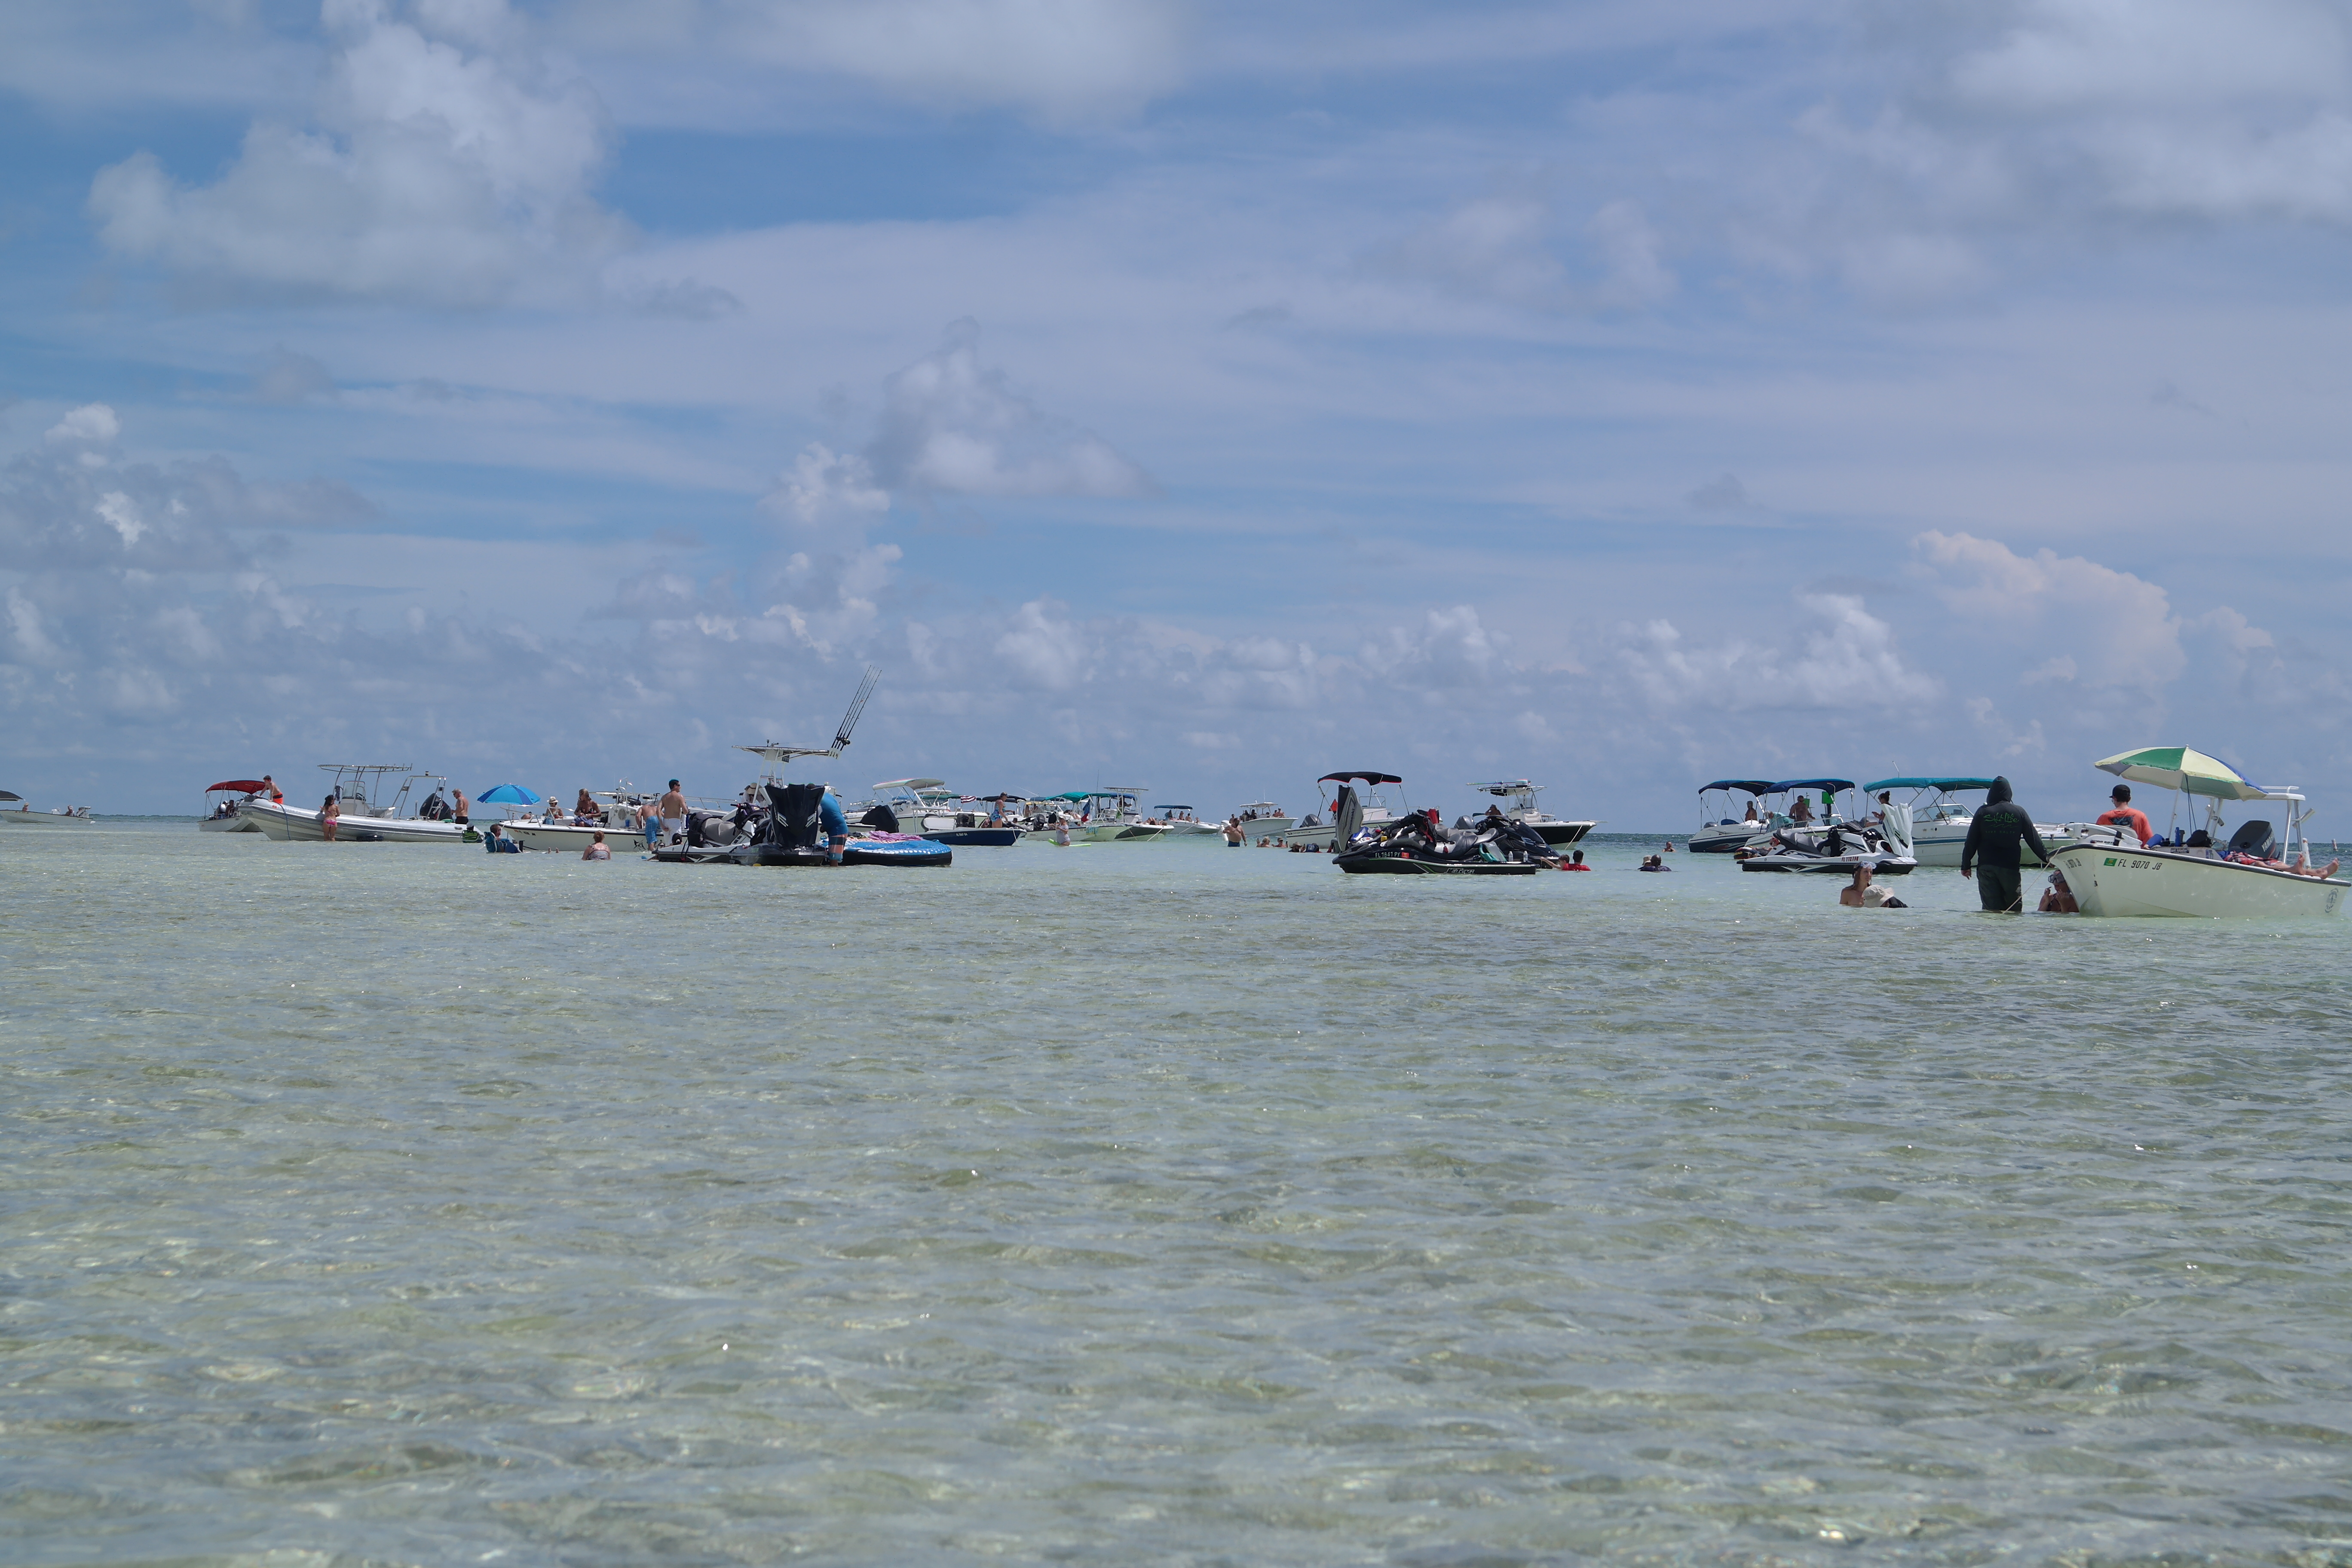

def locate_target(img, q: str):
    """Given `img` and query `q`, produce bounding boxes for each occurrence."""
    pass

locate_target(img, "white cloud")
[89,0,625,305]
[616,0,1188,122]
[1617,592,1936,712]
[993,597,1090,689]
[46,404,120,445]
[763,443,890,529]
[869,320,1151,500]
[1913,530,2186,690]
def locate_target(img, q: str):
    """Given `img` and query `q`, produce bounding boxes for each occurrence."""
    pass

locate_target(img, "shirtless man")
[659,780,687,845]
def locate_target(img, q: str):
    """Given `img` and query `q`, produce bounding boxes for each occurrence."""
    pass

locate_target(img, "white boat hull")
[501,819,662,853]
[2049,838,2348,918]
[240,800,470,844]
[1911,818,2073,868]
[0,806,96,828]
[1079,821,1172,843]
[199,814,262,833]
[1689,821,1761,853]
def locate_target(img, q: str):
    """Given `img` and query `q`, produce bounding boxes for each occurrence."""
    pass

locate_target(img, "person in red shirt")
[2097,784,2153,845]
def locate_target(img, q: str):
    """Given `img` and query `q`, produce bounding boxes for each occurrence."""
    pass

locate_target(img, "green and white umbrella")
[2094,746,2274,802]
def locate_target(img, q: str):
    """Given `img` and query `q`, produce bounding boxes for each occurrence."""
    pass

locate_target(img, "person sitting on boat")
[2097,784,2153,846]
[1840,864,1906,908]
[2038,870,2079,913]
[575,788,600,823]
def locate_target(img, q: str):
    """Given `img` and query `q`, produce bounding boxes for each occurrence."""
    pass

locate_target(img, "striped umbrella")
[2094,747,2270,801]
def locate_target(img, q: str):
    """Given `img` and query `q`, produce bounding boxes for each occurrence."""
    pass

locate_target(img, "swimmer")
[1562,849,1590,871]
[582,831,611,861]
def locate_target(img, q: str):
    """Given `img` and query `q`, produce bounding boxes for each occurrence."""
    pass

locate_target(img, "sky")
[4,0,2351,829]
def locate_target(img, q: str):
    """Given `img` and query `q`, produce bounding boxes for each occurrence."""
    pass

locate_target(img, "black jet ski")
[1332,787,1558,875]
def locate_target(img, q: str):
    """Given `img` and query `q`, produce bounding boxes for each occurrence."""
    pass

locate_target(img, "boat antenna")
[833,664,881,753]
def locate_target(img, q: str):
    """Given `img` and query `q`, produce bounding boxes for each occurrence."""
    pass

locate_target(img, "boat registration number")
[2103,857,2160,870]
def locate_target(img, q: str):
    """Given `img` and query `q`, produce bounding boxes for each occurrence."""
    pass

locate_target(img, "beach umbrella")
[2095,746,2269,801]
[477,783,541,805]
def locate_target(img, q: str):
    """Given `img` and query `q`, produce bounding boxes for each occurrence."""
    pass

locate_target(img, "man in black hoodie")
[1960,775,2050,913]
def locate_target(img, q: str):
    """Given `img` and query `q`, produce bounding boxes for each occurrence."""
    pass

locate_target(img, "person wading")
[1960,775,2049,913]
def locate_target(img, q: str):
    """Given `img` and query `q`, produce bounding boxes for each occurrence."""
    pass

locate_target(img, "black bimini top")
[1698,779,1776,796]
[1321,771,1403,785]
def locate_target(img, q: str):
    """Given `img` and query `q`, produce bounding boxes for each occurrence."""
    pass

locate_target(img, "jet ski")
[1333,791,1559,875]
[1734,820,1914,874]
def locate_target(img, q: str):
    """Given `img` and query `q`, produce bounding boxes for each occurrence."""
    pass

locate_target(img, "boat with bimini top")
[1690,780,1780,853]
[199,780,270,833]
[1864,776,2070,868]
[1285,772,1406,849]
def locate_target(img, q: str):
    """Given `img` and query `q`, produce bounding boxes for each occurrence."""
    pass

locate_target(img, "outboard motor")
[1332,784,1363,848]
[763,783,828,851]
[862,803,900,833]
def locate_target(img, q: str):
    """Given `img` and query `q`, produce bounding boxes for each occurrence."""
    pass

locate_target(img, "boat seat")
[2225,819,2275,858]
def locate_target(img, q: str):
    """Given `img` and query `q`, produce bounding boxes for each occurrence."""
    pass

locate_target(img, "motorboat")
[1864,776,2071,868]
[655,783,951,868]
[1332,792,1556,874]
[499,782,668,854]
[199,779,269,833]
[1149,805,1214,838]
[1463,780,1597,847]
[239,765,471,843]
[1690,780,1779,853]
[1229,801,1295,841]
[0,792,96,828]
[856,780,1023,846]
[2045,747,2347,918]
[1048,788,1170,843]
[1284,772,1407,849]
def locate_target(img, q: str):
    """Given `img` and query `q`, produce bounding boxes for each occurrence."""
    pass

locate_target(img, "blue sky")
[5,0,2350,827]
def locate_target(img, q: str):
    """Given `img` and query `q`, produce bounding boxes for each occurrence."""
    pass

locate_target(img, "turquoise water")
[5,826,2350,1565]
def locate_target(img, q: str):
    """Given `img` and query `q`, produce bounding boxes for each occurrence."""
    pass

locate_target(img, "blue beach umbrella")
[477,784,541,805]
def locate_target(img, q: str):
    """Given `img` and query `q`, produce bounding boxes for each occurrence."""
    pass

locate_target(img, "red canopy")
[205,779,270,793]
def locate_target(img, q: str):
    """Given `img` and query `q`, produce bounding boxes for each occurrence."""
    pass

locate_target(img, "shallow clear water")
[5,826,2350,1566]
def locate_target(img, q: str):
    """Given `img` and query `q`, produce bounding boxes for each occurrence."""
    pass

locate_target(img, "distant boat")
[1464,780,1597,847]
[239,765,469,843]
[0,790,95,828]
[860,779,1022,847]
[199,779,270,833]
[1690,779,1778,853]
[1284,772,1407,849]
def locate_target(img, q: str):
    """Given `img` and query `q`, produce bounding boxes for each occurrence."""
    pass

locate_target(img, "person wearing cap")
[1960,775,2050,913]
[2098,784,2153,846]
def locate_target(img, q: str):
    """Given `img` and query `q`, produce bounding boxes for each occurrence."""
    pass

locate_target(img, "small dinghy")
[1333,789,1559,875]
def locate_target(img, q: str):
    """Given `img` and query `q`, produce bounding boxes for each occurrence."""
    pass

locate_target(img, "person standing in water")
[320,793,340,842]
[1960,775,2049,913]
[658,780,686,845]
